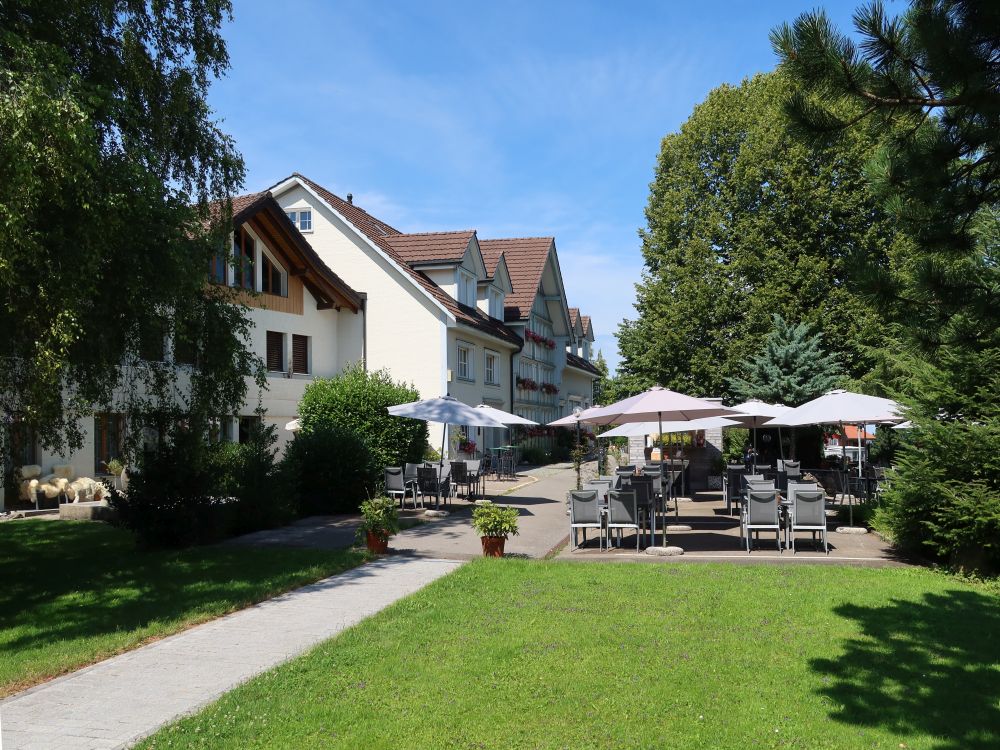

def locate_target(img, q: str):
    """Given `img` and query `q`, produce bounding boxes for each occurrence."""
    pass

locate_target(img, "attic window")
[261,251,287,297]
[286,209,313,232]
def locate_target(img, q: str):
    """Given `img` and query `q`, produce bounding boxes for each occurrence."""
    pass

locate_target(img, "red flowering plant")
[540,383,559,395]
[458,440,477,454]
[516,376,539,391]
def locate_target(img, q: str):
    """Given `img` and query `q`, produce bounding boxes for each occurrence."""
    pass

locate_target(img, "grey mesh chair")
[466,460,482,498]
[450,461,472,500]
[783,460,801,479]
[640,466,663,500]
[744,489,781,553]
[615,465,636,479]
[385,467,419,509]
[569,489,603,550]
[404,462,420,491]
[417,466,451,509]
[787,481,819,506]
[608,489,641,551]
[791,490,828,553]
[586,478,613,501]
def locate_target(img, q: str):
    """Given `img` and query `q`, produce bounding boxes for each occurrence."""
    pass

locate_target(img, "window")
[173,316,197,366]
[233,226,255,290]
[292,334,310,374]
[7,420,37,467]
[485,350,499,385]
[209,418,232,444]
[139,318,166,362]
[266,330,285,372]
[261,253,286,296]
[238,416,261,444]
[285,209,313,232]
[209,247,227,284]
[457,343,472,380]
[489,289,503,319]
[458,271,475,306]
[94,413,125,474]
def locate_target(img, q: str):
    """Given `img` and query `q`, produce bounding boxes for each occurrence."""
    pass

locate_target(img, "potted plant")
[105,458,125,490]
[471,501,520,557]
[356,496,400,554]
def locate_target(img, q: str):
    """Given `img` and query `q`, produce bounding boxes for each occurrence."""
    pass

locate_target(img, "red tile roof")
[566,351,600,376]
[568,307,581,331]
[479,237,554,321]
[581,315,593,338]
[480,244,504,277]
[385,230,476,265]
[289,174,522,348]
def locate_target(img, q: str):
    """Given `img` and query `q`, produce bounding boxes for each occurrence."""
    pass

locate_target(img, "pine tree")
[593,350,611,404]
[727,315,842,406]
[773,1,1000,570]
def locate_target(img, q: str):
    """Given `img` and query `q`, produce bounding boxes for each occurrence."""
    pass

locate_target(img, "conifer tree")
[727,315,842,406]
[774,1,1000,570]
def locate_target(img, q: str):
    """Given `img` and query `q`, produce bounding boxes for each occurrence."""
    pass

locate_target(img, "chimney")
[346,192,353,204]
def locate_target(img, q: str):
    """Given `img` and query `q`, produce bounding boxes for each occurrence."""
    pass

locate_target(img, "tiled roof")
[290,174,522,348]
[479,237,553,321]
[385,230,476,265]
[566,351,600,376]
[582,314,593,338]
[568,307,581,331]
[480,244,504,277]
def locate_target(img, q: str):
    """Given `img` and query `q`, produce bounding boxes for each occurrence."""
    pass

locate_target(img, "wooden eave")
[237,197,363,313]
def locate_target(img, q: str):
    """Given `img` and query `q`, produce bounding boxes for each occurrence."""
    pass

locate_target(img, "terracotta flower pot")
[480,536,506,558]
[366,531,389,554]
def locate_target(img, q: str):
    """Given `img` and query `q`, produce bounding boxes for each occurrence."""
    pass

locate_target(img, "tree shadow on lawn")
[0,521,365,663]
[812,589,1000,749]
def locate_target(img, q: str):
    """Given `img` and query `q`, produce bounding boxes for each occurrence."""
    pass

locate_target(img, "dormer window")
[261,250,287,297]
[458,270,476,306]
[285,209,313,232]
[489,289,503,319]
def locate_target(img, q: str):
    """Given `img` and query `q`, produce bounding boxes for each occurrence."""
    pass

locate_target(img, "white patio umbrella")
[729,400,792,465]
[764,389,904,529]
[585,387,739,545]
[387,396,507,509]
[547,405,604,426]
[599,416,740,438]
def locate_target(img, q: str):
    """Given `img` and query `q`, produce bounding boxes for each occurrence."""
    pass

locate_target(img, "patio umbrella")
[599,416,740,438]
[729,400,791,466]
[586,387,739,544]
[547,405,604,426]
[284,418,301,432]
[764,389,904,528]
[387,396,507,509]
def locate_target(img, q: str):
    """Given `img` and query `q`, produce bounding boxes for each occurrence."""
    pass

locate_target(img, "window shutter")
[292,334,309,374]
[266,331,284,372]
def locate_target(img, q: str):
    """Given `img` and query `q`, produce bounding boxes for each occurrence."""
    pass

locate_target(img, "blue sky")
[212,0,861,372]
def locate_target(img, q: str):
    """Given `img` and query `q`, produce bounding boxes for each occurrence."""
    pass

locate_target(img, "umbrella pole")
[840,420,852,527]
[439,423,448,511]
[779,426,785,462]
[657,412,663,547]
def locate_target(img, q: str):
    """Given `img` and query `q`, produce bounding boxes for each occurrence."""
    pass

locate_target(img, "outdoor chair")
[640,466,663,499]
[783,460,801,479]
[569,489,603,550]
[417,466,451,508]
[787,481,820,507]
[608,489,641,551]
[466,459,482,497]
[404,462,420,489]
[384,466,419,510]
[790,490,828,553]
[616,465,636,478]
[630,477,653,544]
[743,489,781,553]
[450,461,473,500]
[586,478,613,501]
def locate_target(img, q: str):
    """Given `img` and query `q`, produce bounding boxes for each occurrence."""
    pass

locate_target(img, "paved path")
[0,557,460,750]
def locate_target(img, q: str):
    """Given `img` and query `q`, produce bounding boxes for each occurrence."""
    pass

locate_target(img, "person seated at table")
[743,443,757,470]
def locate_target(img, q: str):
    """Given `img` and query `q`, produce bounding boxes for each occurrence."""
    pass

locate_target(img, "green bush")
[111,421,293,548]
[520,446,549,466]
[280,423,378,515]
[298,363,425,469]
[878,420,1000,573]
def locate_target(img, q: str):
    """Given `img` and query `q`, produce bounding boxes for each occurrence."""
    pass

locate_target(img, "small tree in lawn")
[728,314,842,459]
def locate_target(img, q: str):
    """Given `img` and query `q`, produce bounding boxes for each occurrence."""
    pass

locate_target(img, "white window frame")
[489,288,503,319]
[458,270,475,307]
[485,349,499,386]
[260,245,288,297]
[285,209,313,233]
[457,341,473,381]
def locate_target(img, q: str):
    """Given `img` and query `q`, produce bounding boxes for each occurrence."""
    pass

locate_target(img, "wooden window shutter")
[292,334,309,374]
[266,331,284,372]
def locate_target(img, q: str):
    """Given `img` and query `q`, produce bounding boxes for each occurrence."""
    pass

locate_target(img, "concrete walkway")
[0,556,460,750]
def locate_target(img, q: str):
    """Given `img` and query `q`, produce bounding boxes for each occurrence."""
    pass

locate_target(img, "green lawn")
[140,560,999,750]
[0,519,364,697]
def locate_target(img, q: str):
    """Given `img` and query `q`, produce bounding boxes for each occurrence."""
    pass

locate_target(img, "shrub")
[110,428,223,548]
[280,423,378,515]
[298,363,425,470]
[471,502,520,538]
[878,420,1000,573]
[520,446,549,466]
